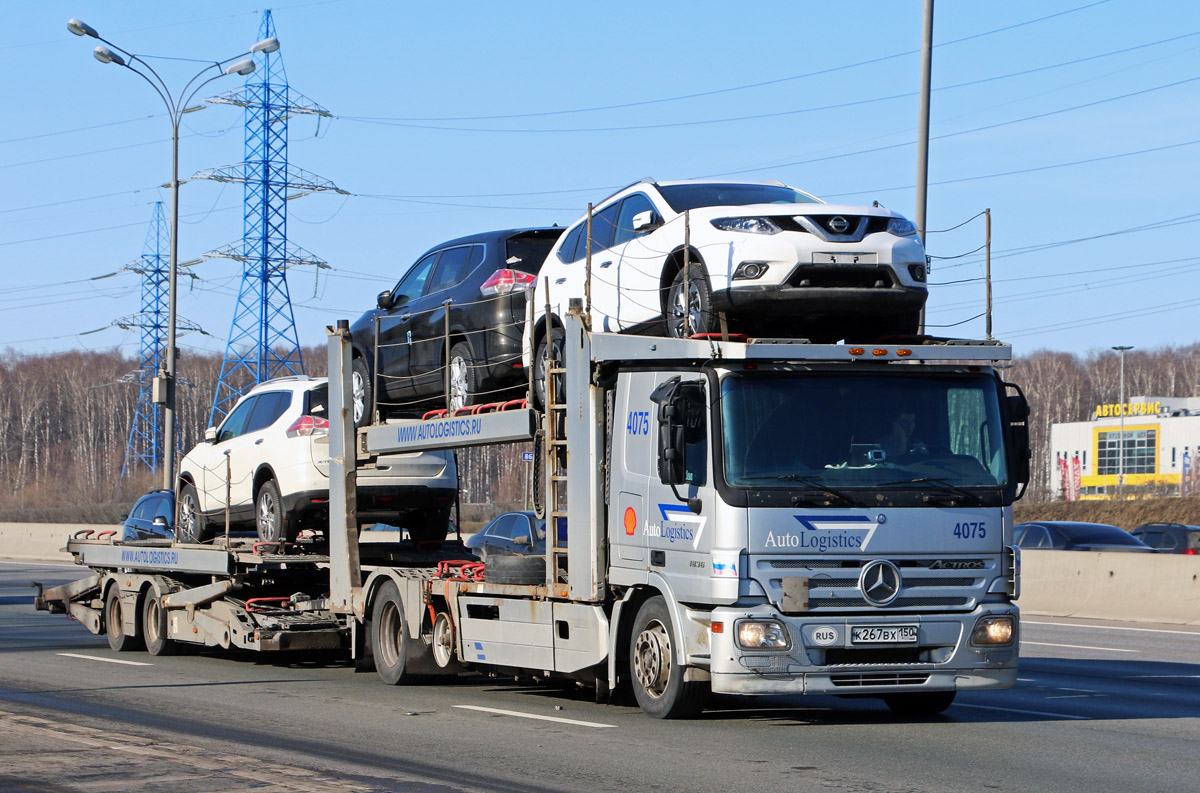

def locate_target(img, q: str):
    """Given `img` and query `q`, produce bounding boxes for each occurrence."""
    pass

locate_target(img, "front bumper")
[706,602,1018,697]
[283,486,457,523]
[714,282,927,317]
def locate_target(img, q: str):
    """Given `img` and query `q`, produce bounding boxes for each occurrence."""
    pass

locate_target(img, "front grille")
[788,266,895,289]
[830,672,929,687]
[809,597,970,609]
[825,648,925,665]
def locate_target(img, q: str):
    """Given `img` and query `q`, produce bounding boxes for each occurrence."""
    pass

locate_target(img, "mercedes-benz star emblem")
[828,215,850,234]
[859,560,902,605]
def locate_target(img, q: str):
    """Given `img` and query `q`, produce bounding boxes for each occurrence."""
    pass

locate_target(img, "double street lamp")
[67,19,279,492]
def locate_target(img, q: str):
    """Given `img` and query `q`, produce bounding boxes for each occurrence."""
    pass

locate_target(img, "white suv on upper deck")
[176,376,456,544]
[526,179,928,398]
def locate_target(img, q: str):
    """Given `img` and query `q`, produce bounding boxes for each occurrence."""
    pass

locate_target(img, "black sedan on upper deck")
[348,227,563,424]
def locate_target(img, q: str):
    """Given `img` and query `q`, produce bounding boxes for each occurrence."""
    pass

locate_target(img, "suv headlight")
[887,217,918,237]
[735,620,791,650]
[711,217,782,235]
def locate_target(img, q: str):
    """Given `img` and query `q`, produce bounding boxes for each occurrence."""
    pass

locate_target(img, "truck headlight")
[971,615,1014,645]
[887,217,918,237]
[736,620,790,650]
[711,217,782,235]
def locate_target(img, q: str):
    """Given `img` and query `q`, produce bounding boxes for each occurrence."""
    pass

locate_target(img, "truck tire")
[256,478,294,543]
[176,483,212,544]
[884,691,956,716]
[371,580,410,685]
[629,596,708,719]
[665,263,715,338]
[142,590,175,657]
[105,586,141,652]
[352,356,373,428]
[483,554,546,585]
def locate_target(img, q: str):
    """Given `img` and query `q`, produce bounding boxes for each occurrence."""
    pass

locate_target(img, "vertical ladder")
[544,348,569,586]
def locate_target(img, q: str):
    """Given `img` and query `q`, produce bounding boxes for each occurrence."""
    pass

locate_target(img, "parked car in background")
[177,376,456,545]
[1014,521,1155,552]
[118,489,175,542]
[1130,522,1200,554]
[464,510,545,560]
[349,227,564,424]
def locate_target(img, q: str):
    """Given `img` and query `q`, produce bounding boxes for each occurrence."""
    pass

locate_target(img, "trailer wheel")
[105,587,141,653]
[431,612,457,669]
[371,580,410,685]
[884,691,956,717]
[483,554,546,585]
[629,597,708,719]
[142,591,175,657]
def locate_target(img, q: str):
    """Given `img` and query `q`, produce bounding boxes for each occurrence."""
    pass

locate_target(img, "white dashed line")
[56,653,152,667]
[1022,641,1138,653]
[454,705,615,728]
[1023,620,1200,637]
[955,703,1087,720]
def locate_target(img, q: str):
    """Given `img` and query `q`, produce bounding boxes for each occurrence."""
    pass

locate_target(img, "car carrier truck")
[36,301,1029,719]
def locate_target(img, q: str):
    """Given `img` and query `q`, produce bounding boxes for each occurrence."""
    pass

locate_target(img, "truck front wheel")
[629,597,708,719]
[371,581,410,685]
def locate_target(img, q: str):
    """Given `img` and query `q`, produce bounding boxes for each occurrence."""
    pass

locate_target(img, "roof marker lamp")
[736,620,790,650]
[970,615,1014,646]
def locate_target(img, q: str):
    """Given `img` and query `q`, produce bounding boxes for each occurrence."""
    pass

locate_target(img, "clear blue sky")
[3,0,1198,362]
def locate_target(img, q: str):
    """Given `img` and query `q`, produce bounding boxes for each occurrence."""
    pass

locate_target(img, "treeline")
[3,343,1199,521]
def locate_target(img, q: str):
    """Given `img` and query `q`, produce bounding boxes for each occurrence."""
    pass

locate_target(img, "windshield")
[721,371,1009,499]
[657,183,820,213]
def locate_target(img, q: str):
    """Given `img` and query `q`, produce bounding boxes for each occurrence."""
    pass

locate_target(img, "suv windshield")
[721,371,1009,505]
[657,183,820,212]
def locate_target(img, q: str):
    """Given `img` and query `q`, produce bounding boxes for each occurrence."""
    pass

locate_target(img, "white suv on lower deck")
[176,376,456,544]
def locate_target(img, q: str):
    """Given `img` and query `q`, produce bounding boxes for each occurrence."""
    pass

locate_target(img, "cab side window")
[680,382,708,486]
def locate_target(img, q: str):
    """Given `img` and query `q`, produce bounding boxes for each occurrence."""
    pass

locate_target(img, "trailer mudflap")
[259,630,346,652]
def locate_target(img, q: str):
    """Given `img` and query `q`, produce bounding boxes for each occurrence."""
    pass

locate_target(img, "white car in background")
[526,178,928,402]
[176,376,456,544]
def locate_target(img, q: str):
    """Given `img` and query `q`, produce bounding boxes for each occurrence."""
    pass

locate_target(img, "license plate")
[850,625,918,644]
[812,252,878,264]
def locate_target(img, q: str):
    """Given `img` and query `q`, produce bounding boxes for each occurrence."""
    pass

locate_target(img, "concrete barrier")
[2,525,1198,625]
[0,523,106,563]
[1019,549,1200,626]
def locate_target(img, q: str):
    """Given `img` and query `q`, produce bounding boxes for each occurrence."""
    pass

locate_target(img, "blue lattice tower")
[118,202,201,476]
[197,9,340,423]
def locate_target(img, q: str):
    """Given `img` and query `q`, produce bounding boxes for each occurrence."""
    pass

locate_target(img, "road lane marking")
[955,703,1087,720]
[57,652,152,667]
[454,704,615,728]
[1022,641,1138,653]
[1024,620,1200,637]
[0,561,81,568]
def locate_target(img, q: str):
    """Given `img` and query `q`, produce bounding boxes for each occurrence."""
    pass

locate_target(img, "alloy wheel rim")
[449,355,468,411]
[633,619,671,698]
[669,281,702,337]
[352,371,365,424]
[258,490,277,538]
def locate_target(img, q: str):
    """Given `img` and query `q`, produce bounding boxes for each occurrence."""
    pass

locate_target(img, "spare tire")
[484,554,546,585]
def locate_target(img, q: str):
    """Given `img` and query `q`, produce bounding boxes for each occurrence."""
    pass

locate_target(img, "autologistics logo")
[761,515,880,552]
[644,504,702,543]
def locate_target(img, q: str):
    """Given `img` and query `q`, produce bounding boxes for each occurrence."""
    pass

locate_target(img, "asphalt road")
[2,560,1197,793]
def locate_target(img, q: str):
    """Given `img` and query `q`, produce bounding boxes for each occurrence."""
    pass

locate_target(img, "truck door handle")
[555,278,566,285]
[600,260,612,268]
[400,313,411,321]
[254,438,264,445]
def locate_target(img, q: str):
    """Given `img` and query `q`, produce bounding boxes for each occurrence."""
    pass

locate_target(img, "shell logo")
[623,507,637,536]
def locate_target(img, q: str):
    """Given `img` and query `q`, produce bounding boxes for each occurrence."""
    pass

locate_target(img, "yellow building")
[1049,396,1200,499]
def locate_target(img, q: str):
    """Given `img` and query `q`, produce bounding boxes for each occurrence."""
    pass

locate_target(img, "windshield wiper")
[878,476,984,506]
[738,474,856,505]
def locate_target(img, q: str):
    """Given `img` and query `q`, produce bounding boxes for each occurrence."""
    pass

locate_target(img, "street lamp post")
[1112,345,1134,499]
[68,19,279,492]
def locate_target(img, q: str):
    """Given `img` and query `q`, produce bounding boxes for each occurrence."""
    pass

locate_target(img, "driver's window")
[391,252,439,307]
[680,382,708,486]
[218,397,257,443]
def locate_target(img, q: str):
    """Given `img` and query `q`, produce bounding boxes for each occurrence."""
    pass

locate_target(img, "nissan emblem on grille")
[828,216,850,234]
[859,560,902,605]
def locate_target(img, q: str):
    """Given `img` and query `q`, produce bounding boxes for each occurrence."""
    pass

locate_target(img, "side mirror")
[632,210,658,233]
[651,377,686,486]
[204,426,217,443]
[118,513,129,523]
[152,516,169,528]
[376,290,394,310]
[1004,386,1032,490]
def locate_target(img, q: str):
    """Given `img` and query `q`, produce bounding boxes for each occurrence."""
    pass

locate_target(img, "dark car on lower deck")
[349,227,562,423]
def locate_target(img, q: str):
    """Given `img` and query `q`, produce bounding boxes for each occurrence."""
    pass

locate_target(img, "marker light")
[848,347,865,356]
[872,348,888,356]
